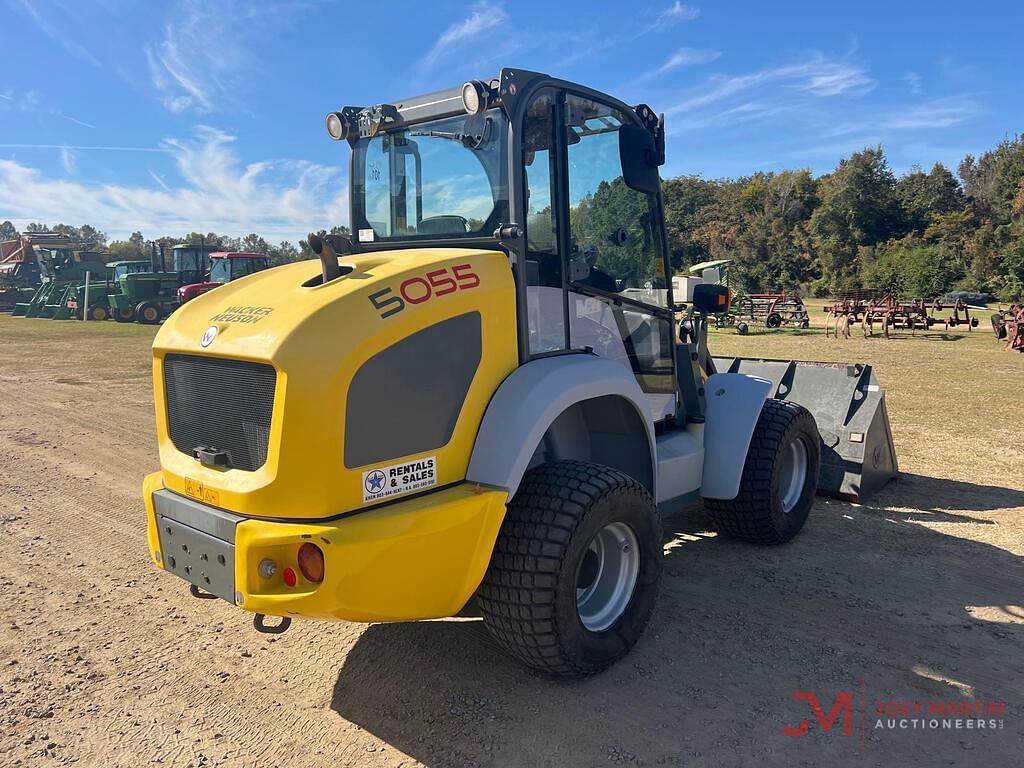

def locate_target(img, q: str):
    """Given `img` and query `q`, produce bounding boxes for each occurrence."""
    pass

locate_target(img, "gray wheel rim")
[777,438,809,513]
[576,522,640,632]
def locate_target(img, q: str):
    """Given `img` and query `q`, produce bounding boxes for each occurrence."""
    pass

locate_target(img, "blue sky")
[1,0,1021,243]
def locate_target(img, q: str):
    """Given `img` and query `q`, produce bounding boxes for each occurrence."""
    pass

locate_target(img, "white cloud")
[903,72,923,95]
[641,48,722,81]
[10,0,103,67]
[798,63,873,96]
[883,98,978,129]
[630,2,700,39]
[665,55,874,116]
[658,1,700,24]
[418,2,510,73]
[822,96,980,136]
[62,115,97,129]
[145,0,306,114]
[59,146,76,175]
[0,87,98,130]
[148,169,171,191]
[0,128,348,242]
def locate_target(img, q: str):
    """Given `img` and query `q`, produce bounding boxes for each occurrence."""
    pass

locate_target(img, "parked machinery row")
[824,291,984,339]
[2,236,271,325]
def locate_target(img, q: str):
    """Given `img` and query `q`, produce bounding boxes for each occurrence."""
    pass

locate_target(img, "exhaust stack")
[307,233,341,283]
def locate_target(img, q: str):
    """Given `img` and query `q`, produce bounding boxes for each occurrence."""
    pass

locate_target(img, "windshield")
[352,108,509,243]
[175,248,206,273]
[210,259,230,283]
[114,263,148,281]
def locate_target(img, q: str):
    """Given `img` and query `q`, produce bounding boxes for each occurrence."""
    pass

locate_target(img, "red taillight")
[282,567,297,587]
[297,543,324,583]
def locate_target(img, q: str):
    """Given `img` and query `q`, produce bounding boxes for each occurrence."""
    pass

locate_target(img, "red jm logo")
[784,690,854,737]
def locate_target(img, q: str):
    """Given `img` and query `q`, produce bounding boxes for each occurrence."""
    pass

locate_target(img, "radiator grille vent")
[163,354,276,472]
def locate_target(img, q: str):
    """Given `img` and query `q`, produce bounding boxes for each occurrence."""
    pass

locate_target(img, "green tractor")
[12,249,107,318]
[109,244,214,324]
[58,260,153,321]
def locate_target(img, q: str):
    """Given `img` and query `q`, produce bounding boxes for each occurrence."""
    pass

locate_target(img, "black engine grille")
[163,354,276,472]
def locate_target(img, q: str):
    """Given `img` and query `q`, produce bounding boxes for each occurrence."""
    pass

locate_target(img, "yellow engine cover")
[152,247,518,521]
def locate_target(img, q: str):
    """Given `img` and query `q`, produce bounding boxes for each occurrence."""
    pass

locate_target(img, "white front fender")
[700,373,773,500]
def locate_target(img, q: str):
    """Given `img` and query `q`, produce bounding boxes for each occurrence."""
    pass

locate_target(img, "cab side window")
[565,95,667,307]
[522,88,565,354]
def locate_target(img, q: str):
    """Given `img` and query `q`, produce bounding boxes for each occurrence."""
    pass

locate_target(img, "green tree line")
[663,135,1024,300]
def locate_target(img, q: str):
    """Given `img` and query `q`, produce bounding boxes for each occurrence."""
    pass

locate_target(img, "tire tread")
[477,460,657,676]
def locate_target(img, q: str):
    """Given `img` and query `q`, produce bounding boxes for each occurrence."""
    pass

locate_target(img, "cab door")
[520,89,676,423]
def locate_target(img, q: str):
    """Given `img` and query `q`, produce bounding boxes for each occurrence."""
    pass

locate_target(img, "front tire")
[477,460,662,677]
[136,301,161,324]
[703,399,820,544]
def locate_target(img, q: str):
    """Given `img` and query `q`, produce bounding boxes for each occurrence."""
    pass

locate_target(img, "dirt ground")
[0,311,1021,768]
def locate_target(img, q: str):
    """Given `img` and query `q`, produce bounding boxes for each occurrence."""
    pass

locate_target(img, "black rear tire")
[992,313,1006,339]
[736,321,749,335]
[765,312,782,328]
[115,306,135,323]
[703,399,821,544]
[136,301,161,325]
[88,304,108,321]
[477,460,662,677]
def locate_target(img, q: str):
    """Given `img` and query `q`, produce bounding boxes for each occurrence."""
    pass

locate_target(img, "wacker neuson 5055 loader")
[144,69,897,676]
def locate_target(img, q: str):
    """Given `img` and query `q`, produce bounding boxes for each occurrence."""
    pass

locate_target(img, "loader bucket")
[711,356,898,502]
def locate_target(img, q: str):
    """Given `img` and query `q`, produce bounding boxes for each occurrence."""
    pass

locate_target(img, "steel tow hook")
[253,613,292,634]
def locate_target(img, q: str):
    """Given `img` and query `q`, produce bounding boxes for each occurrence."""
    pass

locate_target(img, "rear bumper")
[143,472,508,622]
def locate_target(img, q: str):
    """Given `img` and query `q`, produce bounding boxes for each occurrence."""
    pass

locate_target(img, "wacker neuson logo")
[784,680,1006,752]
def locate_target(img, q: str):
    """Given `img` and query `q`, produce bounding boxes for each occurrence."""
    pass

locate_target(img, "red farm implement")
[825,292,982,339]
[991,305,1024,352]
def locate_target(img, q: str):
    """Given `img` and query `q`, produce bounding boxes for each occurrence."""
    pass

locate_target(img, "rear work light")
[297,543,325,583]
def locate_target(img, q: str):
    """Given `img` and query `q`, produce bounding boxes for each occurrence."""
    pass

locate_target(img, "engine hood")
[156,248,499,361]
[151,246,518,520]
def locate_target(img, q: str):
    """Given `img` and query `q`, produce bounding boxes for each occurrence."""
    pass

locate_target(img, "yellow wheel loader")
[144,69,897,676]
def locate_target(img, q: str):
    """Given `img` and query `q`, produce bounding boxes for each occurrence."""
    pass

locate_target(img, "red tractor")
[177,251,271,305]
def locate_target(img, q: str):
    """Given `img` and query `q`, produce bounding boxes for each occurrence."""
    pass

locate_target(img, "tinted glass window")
[353,110,509,243]
[523,89,566,355]
[565,95,667,308]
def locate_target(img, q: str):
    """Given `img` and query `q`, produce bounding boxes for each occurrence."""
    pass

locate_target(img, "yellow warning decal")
[184,478,220,506]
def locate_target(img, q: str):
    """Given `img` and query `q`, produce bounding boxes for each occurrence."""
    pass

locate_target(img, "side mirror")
[692,283,731,314]
[619,124,660,195]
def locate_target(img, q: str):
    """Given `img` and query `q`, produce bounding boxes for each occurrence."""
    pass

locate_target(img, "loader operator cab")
[342,71,679,423]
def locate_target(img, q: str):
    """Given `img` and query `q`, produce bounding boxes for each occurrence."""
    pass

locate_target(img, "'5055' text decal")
[368,264,480,318]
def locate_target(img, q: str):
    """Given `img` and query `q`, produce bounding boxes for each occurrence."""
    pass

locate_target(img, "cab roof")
[209,251,267,259]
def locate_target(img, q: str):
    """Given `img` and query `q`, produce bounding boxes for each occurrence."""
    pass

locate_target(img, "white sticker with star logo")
[361,456,437,503]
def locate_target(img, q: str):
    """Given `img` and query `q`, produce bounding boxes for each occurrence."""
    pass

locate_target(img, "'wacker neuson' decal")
[210,306,274,324]
[362,457,437,503]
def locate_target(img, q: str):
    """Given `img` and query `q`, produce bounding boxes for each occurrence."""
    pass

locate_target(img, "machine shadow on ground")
[329,475,1023,768]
